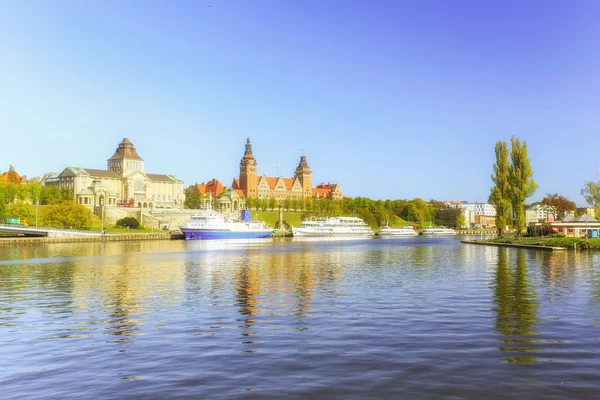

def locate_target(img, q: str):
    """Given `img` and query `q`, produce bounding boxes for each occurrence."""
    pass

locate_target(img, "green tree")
[489,140,512,237]
[268,197,276,210]
[6,165,20,184]
[509,136,538,237]
[27,178,43,204]
[40,201,92,229]
[7,202,35,224]
[304,198,313,212]
[456,210,466,229]
[245,197,255,210]
[581,181,600,208]
[373,205,390,227]
[0,188,6,217]
[184,184,202,209]
[291,198,301,211]
[541,193,576,219]
[437,207,462,228]
[409,198,429,224]
[283,198,292,211]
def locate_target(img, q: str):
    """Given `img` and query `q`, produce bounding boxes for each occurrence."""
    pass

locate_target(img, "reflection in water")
[7,239,600,398]
[494,249,541,364]
[103,265,141,345]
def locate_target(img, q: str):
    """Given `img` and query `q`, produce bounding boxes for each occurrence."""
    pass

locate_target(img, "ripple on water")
[2,239,600,398]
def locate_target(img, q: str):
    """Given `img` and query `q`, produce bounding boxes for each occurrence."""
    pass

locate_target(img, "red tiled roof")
[283,178,295,190]
[1,169,27,184]
[198,179,224,197]
[312,187,332,198]
[234,189,244,197]
[232,178,240,189]
[265,177,278,189]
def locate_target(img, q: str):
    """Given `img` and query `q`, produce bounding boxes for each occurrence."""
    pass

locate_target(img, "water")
[1,236,600,399]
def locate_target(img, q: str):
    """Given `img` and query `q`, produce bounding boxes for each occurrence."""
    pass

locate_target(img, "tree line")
[0,167,90,228]
[183,184,465,228]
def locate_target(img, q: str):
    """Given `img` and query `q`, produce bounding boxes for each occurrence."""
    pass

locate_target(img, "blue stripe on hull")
[181,229,272,240]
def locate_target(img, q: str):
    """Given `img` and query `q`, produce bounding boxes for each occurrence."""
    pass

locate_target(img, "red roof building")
[197,179,224,197]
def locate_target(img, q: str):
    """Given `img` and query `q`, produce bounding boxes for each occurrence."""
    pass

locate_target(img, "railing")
[0,224,104,236]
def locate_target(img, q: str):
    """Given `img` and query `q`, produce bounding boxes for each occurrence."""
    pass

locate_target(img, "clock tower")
[294,155,312,199]
[239,137,258,198]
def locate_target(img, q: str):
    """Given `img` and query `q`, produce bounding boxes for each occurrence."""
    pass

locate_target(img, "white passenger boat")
[179,213,273,240]
[376,225,418,237]
[179,195,272,240]
[420,225,457,236]
[292,217,374,237]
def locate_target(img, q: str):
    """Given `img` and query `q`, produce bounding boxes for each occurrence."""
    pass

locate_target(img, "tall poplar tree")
[509,136,538,237]
[489,140,511,237]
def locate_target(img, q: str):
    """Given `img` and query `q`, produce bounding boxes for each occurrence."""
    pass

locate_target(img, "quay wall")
[0,233,178,246]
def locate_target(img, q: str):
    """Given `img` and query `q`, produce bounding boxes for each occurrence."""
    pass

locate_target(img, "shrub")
[116,217,140,229]
[275,220,290,230]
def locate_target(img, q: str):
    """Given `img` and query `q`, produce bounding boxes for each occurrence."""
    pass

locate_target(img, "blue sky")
[1,0,599,204]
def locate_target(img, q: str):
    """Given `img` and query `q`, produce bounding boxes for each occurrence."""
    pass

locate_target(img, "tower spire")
[244,137,254,158]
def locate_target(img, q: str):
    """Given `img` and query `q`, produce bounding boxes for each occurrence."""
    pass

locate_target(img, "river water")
[1,236,600,399]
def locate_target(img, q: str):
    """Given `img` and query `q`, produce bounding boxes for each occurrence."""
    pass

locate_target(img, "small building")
[215,187,246,212]
[530,213,600,238]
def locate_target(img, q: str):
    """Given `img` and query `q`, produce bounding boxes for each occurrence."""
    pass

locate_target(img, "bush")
[40,201,92,229]
[275,220,290,230]
[116,217,140,229]
[547,233,566,238]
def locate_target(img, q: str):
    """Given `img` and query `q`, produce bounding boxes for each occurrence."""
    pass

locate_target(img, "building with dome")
[49,138,184,210]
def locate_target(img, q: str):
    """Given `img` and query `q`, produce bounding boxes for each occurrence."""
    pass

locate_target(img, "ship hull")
[292,229,373,237]
[181,228,272,240]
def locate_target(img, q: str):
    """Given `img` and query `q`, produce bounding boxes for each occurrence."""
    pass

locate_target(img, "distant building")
[48,138,184,209]
[530,213,600,238]
[526,204,555,224]
[461,202,496,228]
[461,207,475,228]
[231,137,343,201]
[0,168,27,184]
[197,179,225,198]
[313,183,343,200]
[577,207,596,219]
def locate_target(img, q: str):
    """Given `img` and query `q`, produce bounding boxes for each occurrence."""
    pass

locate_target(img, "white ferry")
[376,225,419,237]
[180,212,273,240]
[420,226,457,236]
[292,217,374,237]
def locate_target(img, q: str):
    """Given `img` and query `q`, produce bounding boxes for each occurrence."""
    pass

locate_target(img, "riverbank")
[461,239,565,251]
[462,236,600,250]
[0,233,178,246]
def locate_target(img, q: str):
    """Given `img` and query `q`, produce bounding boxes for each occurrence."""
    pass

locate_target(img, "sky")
[1,0,599,204]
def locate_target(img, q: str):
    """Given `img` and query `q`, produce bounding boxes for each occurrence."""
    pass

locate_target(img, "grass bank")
[253,211,303,228]
[488,236,600,250]
[88,214,161,234]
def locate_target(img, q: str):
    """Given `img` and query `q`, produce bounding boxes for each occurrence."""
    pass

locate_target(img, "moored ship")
[420,226,457,236]
[180,210,273,240]
[376,225,419,237]
[292,216,374,237]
